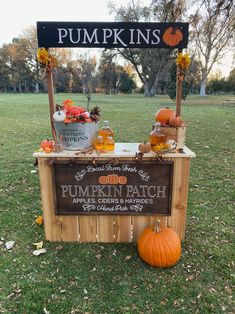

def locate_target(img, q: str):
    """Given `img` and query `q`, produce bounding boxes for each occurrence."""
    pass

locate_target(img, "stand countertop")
[33,143,196,159]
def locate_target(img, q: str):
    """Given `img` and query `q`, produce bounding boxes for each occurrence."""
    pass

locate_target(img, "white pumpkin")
[53,110,66,122]
[166,139,177,150]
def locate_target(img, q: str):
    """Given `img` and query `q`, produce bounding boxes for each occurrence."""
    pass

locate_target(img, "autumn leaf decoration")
[176,52,191,81]
[35,215,44,225]
[37,48,58,73]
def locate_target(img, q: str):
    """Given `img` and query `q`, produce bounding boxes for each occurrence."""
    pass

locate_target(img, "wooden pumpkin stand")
[34,22,195,243]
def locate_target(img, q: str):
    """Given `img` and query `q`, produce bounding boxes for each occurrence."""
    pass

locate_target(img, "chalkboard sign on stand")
[33,143,195,242]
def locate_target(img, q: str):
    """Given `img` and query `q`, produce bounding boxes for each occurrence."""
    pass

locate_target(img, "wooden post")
[46,49,57,142]
[176,49,183,117]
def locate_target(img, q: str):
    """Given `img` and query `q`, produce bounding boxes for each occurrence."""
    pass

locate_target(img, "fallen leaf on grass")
[5,241,15,250]
[125,255,132,261]
[35,215,44,225]
[174,299,180,306]
[186,274,195,281]
[30,170,37,174]
[32,241,43,250]
[43,308,50,314]
[95,254,101,259]
[33,248,47,256]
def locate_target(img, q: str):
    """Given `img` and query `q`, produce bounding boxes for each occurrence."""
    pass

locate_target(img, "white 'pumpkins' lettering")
[57,27,161,47]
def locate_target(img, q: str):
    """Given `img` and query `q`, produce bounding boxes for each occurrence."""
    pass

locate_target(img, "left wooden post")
[46,49,57,142]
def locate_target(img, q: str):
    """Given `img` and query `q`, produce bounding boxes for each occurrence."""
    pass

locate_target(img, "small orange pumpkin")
[169,116,184,127]
[137,220,181,267]
[155,107,175,124]
[163,27,183,47]
[40,139,54,153]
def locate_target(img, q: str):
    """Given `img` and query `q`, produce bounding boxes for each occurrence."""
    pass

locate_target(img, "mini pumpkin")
[40,139,54,153]
[53,110,66,122]
[137,220,181,267]
[138,142,151,153]
[155,107,175,124]
[163,27,183,47]
[169,116,184,127]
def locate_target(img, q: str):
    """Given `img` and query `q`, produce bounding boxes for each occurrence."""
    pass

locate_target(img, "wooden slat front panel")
[97,216,115,242]
[132,216,150,242]
[79,216,97,242]
[114,216,132,242]
[38,159,62,241]
[168,157,191,240]
[149,216,168,229]
[61,216,79,242]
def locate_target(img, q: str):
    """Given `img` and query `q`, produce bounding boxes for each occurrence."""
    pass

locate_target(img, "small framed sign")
[53,160,174,215]
[37,21,189,49]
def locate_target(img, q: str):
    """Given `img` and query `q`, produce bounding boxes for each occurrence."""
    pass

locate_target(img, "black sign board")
[53,161,173,215]
[37,22,189,49]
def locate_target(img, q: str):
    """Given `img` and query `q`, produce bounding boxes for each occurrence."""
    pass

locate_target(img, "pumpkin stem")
[153,219,161,233]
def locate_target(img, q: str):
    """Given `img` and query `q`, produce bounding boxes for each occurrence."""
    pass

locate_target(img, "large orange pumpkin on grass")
[155,107,175,124]
[163,27,183,46]
[137,220,181,267]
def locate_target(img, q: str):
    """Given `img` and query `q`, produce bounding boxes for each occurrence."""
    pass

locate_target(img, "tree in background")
[0,40,33,92]
[191,0,235,96]
[118,71,136,93]
[98,51,120,94]
[227,68,235,93]
[108,0,187,96]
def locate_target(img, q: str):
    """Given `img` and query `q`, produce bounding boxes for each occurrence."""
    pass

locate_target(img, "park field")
[0,93,234,313]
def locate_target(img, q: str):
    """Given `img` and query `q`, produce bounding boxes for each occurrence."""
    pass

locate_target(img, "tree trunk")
[200,78,207,96]
[144,81,151,97]
[149,72,160,97]
[35,82,40,93]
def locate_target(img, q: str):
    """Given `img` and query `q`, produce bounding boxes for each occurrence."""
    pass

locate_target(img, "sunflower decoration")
[176,52,191,81]
[37,48,58,72]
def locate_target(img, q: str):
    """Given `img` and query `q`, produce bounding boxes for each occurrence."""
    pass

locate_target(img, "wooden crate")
[34,143,195,242]
[160,126,186,148]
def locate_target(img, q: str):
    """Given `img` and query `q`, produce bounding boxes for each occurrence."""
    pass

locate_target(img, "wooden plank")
[60,216,79,242]
[168,157,191,240]
[149,216,168,229]
[97,216,115,242]
[132,216,150,242]
[79,216,97,242]
[176,62,183,116]
[46,57,57,141]
[114,216,132,242]
[38,159,62,241]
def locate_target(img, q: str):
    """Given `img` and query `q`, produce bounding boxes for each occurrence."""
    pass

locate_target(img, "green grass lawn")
[0,93,234,313]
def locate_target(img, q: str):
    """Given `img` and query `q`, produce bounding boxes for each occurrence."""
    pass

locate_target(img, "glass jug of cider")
[149,122,167,149]
[94,136,104,151]
[98,120,114,140]
[104,136,115,151]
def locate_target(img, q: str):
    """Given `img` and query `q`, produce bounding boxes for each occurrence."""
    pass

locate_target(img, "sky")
[0,0,233,77]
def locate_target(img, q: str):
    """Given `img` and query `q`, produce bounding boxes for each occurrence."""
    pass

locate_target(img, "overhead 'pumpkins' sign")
[37,22,189,49]
[53,161,173,215]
